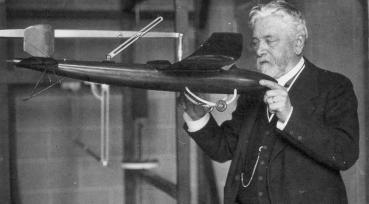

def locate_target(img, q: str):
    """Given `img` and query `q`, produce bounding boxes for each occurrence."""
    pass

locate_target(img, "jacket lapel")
[270,59,320,161]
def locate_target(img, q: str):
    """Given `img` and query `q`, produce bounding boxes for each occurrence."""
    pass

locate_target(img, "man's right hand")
[177,92,211,120]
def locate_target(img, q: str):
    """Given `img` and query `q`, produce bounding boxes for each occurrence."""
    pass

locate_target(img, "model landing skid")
[184,87,237,112]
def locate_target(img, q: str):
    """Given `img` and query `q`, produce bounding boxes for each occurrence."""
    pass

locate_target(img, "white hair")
[249,0,308,40]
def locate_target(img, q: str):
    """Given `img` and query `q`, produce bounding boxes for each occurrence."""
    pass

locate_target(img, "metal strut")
[106,16,163,60]
[89,83,110,166]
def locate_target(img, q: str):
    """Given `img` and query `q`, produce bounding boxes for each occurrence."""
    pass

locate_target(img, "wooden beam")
[174,0,191,204]
[0,2,11,202]
[120,9,140,203]
[122,87,140,204]
[6,9,158,20]
[8,86,22,204]
[0,85,11,203]
[135,170,177,198]
[365,1,369,203]
[6,9,195,21]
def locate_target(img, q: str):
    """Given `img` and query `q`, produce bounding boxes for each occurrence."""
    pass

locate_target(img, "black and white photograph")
[0,0,366,203]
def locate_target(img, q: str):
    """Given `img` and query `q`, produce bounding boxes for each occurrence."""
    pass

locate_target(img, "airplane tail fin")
[165,32,243,71]
[190,32,242,60]
[24,24,54,57]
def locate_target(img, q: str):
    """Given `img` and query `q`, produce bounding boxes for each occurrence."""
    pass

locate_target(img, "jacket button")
[234,174,240,181]
[297,136,303,141]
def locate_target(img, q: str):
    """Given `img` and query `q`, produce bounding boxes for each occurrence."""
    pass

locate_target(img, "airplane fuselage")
[13,57,274,94]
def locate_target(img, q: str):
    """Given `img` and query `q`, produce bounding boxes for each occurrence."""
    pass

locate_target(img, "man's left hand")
[259,79,292,122]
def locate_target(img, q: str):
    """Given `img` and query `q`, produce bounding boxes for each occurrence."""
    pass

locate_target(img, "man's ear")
[294,34,305,55]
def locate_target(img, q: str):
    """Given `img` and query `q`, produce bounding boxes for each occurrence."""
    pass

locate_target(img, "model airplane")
[2,19,275,112]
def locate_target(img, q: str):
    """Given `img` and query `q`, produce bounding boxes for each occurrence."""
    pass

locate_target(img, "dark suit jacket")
[187,59,359,204]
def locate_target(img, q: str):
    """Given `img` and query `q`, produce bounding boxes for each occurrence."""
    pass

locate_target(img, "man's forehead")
[252,15,292,37]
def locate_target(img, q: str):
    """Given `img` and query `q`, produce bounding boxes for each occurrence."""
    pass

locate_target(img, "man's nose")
[255,41,267,57]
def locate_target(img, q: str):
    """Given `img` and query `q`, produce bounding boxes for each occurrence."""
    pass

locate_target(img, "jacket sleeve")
[186,94,259,162]
[280,76,359,170]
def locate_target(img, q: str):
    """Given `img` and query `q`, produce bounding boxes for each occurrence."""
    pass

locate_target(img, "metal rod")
[88,83,110,166]
[106,16,163,60]
[177,33,183,61]
[0,29,181,38]
[100,84,110,166]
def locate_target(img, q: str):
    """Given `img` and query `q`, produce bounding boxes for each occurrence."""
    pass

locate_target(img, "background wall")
[13,87,125,204]
[301,1,366,203]
[0,0,367,204]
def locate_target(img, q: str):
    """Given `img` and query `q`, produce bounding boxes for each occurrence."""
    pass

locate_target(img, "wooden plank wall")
[0,0,11,202]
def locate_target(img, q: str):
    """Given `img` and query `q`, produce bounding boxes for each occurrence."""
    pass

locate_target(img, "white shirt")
[184,57,305,132]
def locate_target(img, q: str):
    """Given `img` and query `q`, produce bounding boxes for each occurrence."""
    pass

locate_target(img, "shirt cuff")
[183,112,210,132]
[276,106,293,130]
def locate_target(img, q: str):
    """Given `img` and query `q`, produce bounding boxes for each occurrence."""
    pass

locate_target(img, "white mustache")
[257,59,270,64]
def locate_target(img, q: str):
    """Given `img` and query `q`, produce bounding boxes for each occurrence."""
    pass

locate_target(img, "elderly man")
[181,1,359,203]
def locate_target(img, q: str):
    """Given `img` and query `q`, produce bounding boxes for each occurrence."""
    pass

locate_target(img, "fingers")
[264,89,287,105]
[260,80,292,122]
[265,94,282,105]
[265,95,282,113]
[259,79,281,90]
[177,92,209,120]
[265,95,290,121]
[260,80,287,103]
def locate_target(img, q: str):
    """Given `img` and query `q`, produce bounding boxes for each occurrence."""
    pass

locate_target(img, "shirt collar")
[277,57,305,87]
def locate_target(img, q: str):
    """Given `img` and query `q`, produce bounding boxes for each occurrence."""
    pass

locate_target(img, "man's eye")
[250,40,259,48]
[266,39,277,46]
